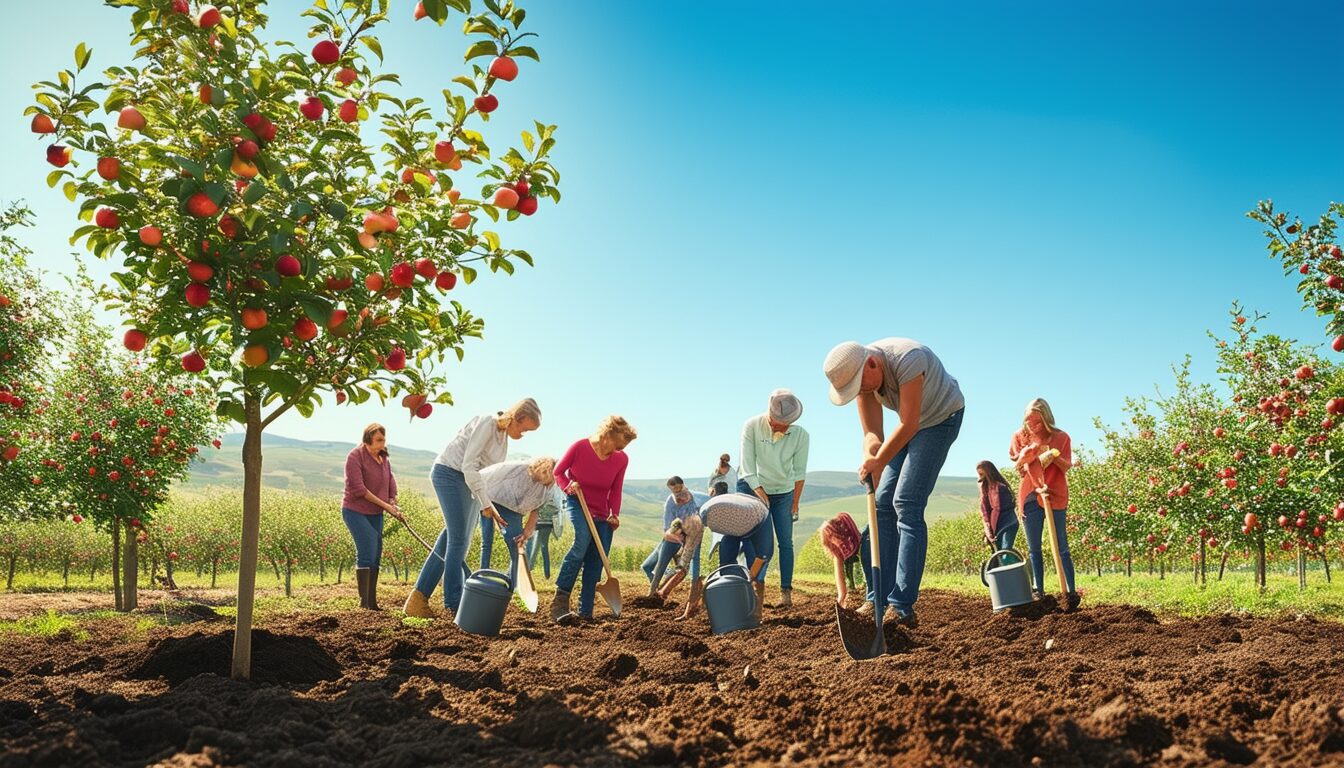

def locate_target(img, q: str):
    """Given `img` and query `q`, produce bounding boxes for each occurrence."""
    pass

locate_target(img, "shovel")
[838,474,886,660]
[513,539,539,613]
[1039,490,1070,596]
[574,487,622,617]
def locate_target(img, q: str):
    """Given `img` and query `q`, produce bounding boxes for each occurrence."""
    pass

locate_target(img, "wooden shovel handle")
[575,487,616,578]
[1039,491,1069,595]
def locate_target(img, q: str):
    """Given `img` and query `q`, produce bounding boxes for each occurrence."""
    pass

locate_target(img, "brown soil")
[1,587,1343,767]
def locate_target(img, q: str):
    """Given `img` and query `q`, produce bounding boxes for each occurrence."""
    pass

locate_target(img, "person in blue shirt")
[642,476,708,594]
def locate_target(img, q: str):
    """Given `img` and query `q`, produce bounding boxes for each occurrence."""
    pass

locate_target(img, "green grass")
[0,610,88,640]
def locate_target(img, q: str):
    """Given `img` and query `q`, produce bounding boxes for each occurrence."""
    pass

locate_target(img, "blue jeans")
[1022,498,1075,593]
[719,518,773,579]
[492,503,525,587]
[413,465,479,611]
[736,480,795,588]
[555,495,615,617]
[341,508,384,568]
[479,514,497,570]
[861,407,963,614]
[525,524,553,578]
[995,521,1020,554]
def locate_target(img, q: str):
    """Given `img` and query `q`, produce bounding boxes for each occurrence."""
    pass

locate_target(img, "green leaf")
[464,40,497,62]
[361,36,384,63]
[520,130,534,153]
[297,296,334,325]
[423,0,449,22]
[452,75,479,94]
[460,265,477,284]
[295,397,315,418]
[63,181,77,202]
[75,43,92,70]
[174,156,206,180]
[481,230,500,251]
[242,180,267,205]
[324,200,349,222]
[446,0,471,12]
[509,45,540,61]
[509,8,525,27]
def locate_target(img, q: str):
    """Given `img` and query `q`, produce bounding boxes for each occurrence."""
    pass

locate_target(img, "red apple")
[435,271,457,292]
[2,445,19,462]
[187,262,214,283]
[365,273,385,292]
[240,307,268,330]
[413,0,427,20]
[515,195,538,216]
[97,157,121,181]
[514,179,530,196]
[327,308,349,330]
[434,141,457,164]
[117,107,147,131]
[312,40,340,66]
[293,317,318,341]
[185,283,210,307]
[236,139,260,160]
[489,56,518,82]
[46,144,71,167]
[416,403,433,419]
[30,114,55,134]
[95,208,120,229]
[338,99,359,123]
[390,262,416,288]
[493,187,519,209]
[186,193,219,218]
[218,215,241,239]
[181,350,206,372]
[336,67,358,86]
[197,5,221,28]
[1327,274,1344,291]
[300,96,324,121]
[450,210,471,229]
[385,347,406,371]
[415,258,437,279]
[71,513,83,523]
[1296,365,1314,380]
[275,254,302,277]
[474,94,499,113]
[1334,335,1344,353]
[123,329,148,351]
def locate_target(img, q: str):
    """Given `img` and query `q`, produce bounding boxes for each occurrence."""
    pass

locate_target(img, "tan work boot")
[676,577,704,621]
[402,589,435,618]
[779,588,793,608]
[753,581,766,623]
[550,588,571,622]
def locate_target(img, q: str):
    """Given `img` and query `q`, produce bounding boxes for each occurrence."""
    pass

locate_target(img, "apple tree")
[29,0,559,677]
[35,313,220,610]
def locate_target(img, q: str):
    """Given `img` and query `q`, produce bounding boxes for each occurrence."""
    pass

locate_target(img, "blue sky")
[3,1,1342,482]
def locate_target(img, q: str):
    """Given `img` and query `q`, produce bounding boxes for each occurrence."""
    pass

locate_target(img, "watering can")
[982,548,1034,613]
[704,563,758,635]
[455,568,513,637]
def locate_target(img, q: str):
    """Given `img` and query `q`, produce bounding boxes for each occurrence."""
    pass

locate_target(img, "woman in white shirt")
[478,458,558,587]
[403,399,540,617]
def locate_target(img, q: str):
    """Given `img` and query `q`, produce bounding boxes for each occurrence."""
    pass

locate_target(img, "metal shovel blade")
[514,542,539,613]
[838,476,886,660]
[597,575,622,617]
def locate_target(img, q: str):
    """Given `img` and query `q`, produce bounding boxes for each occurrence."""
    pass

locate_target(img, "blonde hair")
[528,456,557,484]
[1023,398,1058,435]
[496,397,542,430]
[594,415,638,446]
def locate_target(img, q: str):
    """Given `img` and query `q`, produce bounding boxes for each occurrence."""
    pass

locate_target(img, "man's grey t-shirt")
[869,338,964,428]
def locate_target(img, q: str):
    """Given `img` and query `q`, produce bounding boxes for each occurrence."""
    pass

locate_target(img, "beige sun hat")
[823,341,868,406]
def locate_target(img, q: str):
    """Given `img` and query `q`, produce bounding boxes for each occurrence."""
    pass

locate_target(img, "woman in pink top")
[342,423,407,610]
[549,415,638,621]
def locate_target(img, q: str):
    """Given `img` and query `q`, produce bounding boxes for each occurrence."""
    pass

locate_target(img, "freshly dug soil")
[1,587,1343,767]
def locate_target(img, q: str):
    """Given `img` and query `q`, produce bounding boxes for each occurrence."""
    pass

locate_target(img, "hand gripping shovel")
[838,474,886,660]
[575,487,622,617]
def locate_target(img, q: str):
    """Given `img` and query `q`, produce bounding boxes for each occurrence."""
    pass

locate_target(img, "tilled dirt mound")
[1,588,1342,767]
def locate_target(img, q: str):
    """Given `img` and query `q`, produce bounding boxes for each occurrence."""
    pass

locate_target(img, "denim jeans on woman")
[1022,497,1075,593]
[413,464,479,611]
[718,517,773,577]
[859,407,963,615]
[491,502,526,587]
[555,495,615,617]
[525,523,553,578]
[735,480,794,588]
[994,520,1020,555]
[641,537,702,588]
[341,508,384,568]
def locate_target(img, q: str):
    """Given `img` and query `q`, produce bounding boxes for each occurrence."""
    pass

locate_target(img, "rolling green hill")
[187,434,982,547]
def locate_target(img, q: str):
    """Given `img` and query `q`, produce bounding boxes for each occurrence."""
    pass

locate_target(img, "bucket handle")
[706,563,749,587]
[981,548,1025,586]
[469,568,514,592]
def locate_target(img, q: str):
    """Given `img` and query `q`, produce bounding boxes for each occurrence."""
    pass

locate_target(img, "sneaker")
[1032,589,1046,602]
[856,601,875,616]
[1065,592,1081,610]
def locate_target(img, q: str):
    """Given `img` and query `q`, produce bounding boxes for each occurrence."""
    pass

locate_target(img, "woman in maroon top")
[342,423,406,610]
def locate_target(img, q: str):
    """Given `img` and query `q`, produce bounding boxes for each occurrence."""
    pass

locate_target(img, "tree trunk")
[337,561,345,584]
[112,521,122,611]
[1125,552,1132,578]
[268,557,281,581]
[284,562,292,597]
[1256,534,1266,593]
[1198,538,1207,586]
[1159,557,1165,580]
[164,556,176,590]
[1148,552,1154,576]
[149,555,159,588]
[231,395,264,681]
[1217,551,1229,581]
[319,556,325,583]
[4,554,14,590]
[1298,548,1307,591]
[1321,552,1332,583]
[62,561,70,588]
[1096,561,1101,578]
[90,562,97,582]
[122,520,138,612]
[211,558,219,589]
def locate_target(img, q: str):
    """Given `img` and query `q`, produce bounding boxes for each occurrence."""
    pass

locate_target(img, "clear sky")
[3,1,1342,482]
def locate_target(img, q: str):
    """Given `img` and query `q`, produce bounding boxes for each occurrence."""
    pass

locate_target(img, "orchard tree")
[29,0,559,678]
[0,204,65,513]
[36,314,220,610]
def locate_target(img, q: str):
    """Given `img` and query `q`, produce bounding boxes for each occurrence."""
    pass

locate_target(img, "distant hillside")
[186,434,981,546]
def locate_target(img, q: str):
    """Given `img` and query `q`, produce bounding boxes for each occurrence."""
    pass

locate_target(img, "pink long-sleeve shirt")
[342,445,397,515]
[553,438,628,521]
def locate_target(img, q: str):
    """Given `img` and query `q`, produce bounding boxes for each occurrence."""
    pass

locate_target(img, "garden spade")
[838,475,886,660]
[575,487,622,617]
[1039,490,1070,596]
[514,539,539,613]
